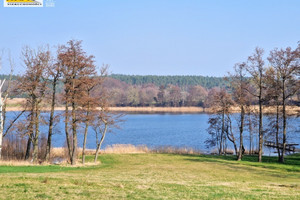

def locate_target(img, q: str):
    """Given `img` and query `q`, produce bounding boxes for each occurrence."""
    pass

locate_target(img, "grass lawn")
[0,153,299,200]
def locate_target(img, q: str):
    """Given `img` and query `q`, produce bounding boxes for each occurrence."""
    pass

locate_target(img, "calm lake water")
[6,112,300,154]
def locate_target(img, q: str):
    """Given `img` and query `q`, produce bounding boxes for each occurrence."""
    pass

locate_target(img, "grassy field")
[0,153,300,200]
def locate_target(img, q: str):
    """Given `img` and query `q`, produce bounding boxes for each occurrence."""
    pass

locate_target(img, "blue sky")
[0,0,299,76]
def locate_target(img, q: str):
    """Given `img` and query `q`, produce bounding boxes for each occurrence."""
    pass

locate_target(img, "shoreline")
[5,98,300,115]
[5,105,300,115]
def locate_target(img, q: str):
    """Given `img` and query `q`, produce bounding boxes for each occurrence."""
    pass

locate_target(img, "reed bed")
[6,98,299,114]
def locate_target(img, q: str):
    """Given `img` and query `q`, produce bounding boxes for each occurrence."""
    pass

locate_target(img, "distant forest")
[0,74,226,88]
[110,74,227,88]
[0,73,228,107]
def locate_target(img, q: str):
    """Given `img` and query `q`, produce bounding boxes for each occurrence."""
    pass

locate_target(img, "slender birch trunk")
[94,123,107,163]
[82,104,90,165]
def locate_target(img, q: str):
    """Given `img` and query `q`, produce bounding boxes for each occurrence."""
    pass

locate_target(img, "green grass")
[0,153,299,200]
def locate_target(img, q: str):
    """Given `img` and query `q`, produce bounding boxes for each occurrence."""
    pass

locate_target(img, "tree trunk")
[248,113,253,155]
[32,108,40,163]
[280,80,286,163]
[226,117,237,155]
[0,79,8,160]
[71,100,77,165]
[275,101,281,162]
[82,120,89,165]
[65,103,72,162]
[25,135,32,160]
[258,101,263,162]
[232,140,238,156]
[45,77,58,162]
[94,123,107,163]
[0,80,5,160]
[82,99,90,165]
[237,106,245,161]
[258,85,263,162]
[220,111,225,155]
[25,99,35,160]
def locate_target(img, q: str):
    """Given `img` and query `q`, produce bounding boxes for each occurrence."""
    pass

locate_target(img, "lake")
[5,112,300,154]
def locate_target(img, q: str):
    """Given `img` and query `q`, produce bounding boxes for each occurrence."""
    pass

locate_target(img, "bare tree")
[246,47,266,162]
[245,105,258,155]
[157,85,166,106]
[268,46,300,163]
[206,88,234,155]
[44,51,61,162]
[186,85,208,106]
[2,54,15,135]
[59,40,96,165]
[89,74,123,162]
[167,85,182,107]
[92,111,123,163]
[206,116,222,153]
[206,113,238,155]
[126,86,140,106]
[225,115,238,155]
[228,63,249,160]
[139,84,158,106]
[264,66,282,160]
[0,55,26,159]
[102,78,129,106]
[81,66,108,165]
[18,46,50,162]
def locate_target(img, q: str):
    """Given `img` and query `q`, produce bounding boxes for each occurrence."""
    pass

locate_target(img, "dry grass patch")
[0,160,34,166]
[103,144,149,154]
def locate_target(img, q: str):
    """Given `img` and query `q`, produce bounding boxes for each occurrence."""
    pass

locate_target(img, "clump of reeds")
[103,144,149,154]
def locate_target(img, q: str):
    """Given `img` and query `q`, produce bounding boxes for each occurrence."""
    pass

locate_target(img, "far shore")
[5,98,300,115]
